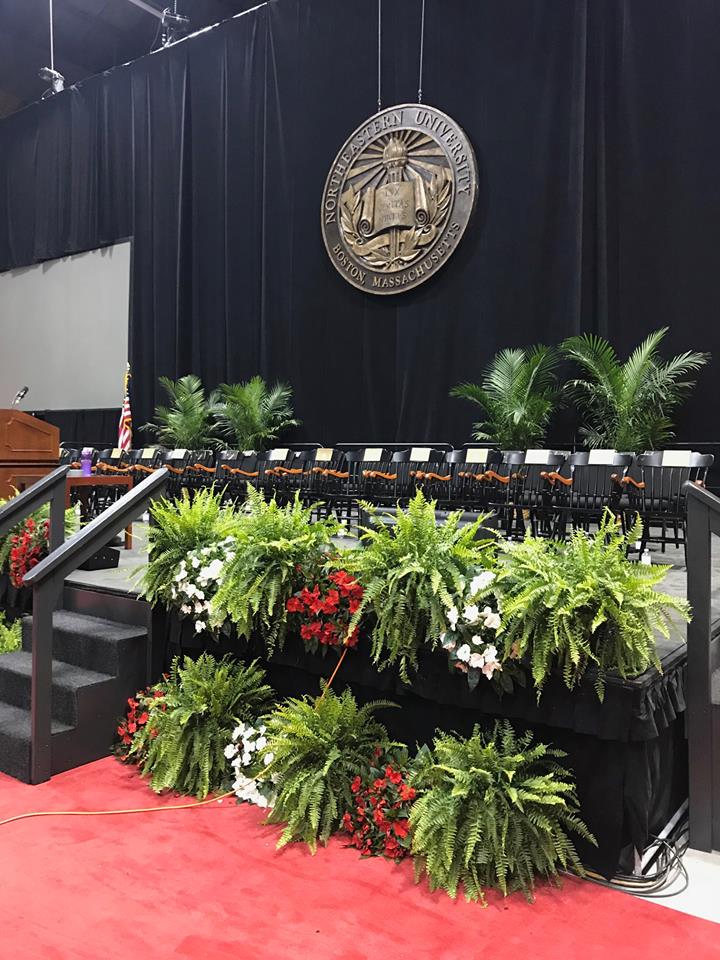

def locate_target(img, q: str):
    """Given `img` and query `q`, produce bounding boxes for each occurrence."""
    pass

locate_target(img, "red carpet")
[0,758,718,960]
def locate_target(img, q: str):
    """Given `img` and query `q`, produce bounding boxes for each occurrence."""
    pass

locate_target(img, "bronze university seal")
[321,103,477,294]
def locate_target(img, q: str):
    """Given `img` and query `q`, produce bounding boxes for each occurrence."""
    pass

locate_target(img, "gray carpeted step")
[0,650,115,726]
[22,610,147,675]
[0,702,72,783]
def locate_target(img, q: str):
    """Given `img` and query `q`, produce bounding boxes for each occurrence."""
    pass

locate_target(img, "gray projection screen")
[0,241,131,410]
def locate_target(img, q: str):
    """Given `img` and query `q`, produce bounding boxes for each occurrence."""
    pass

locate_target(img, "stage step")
[0,610,148,783]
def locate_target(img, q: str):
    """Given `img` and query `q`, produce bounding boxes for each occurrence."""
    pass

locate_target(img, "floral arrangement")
[440,569,507,691]
[285,568,363,653]
[8,514,50,588]
[341,752,416,861]
[224,721,277,809]
[168,536,235,636]
[115,684,167,762]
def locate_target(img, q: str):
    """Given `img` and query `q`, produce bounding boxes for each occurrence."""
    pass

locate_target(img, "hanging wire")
[417,0,426,103]
[49,0,55,71]
[377,0,383,112]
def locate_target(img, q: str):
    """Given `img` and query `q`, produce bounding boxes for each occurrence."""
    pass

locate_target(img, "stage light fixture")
[39,0,65,97]
[124,0,191,47]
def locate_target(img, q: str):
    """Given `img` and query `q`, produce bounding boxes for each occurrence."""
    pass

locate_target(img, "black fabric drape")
[1,0,719,445]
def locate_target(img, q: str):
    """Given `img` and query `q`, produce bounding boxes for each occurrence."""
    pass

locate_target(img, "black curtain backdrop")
[1,0,719,446]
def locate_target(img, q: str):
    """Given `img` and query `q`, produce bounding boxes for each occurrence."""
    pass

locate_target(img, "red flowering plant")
[114,681,168,763]
[8,516,49,588]
[341,747,417,861]
[285,566,364,654]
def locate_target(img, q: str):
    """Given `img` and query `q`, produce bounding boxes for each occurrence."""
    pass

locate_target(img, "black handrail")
[0,465,69,551]
[22,468,169,784]
[685,480,720,851]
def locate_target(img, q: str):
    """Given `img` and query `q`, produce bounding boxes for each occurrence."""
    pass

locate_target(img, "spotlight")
[38,65,65,95]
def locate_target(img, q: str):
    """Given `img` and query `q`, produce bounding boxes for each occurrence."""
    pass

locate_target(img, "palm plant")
[215,377,300,451]
[143,374,221,449]
[450,345,560,449]
[561,328,709,450]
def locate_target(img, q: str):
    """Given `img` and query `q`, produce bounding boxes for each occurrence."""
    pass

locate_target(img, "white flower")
[456,643,471,663]
[195,621,204,633]
[241,752,252,766]
[258,725,266,734]
[463,604,481,625]
[471,634,484,646]
[195,590,205,601]
[469,652,485,669]
[470,571,495,593]
[483,611,501,631]
[224,743,237,759]
[255,736,267,750]
[482,659,501,679]
[446,606,459,629]
[180,604,191,615]
[232,723,246,739]
[194,602,204,614]
[263,751,274,766]
[441,634,456,652]
[483,644,498,663]
[191,557,201,569]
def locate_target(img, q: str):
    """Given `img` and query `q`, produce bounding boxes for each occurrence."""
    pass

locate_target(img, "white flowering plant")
[440,569,521,693]
[167,536,235,637]
[224,721,277,809]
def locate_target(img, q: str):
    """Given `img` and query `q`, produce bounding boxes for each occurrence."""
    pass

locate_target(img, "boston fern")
[212,486,339,652]
[261,687,396,852]
[497,511,690,699]
[136,653,273,799]
[140,488,240,606]
[410,722,593,903]
[343,491,495,681]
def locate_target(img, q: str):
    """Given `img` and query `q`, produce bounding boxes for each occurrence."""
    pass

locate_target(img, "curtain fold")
[0,0,718,445]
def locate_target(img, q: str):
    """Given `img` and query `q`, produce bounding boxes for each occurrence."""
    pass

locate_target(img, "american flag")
[118,365,132,451]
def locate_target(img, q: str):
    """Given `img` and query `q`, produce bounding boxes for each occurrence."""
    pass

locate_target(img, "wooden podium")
[0,410,60,499]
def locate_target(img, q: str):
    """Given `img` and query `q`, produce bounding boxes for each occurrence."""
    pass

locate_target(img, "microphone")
[11,386,29,407]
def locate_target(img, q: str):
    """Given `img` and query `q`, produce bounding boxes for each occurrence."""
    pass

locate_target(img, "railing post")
[686,493,713,851]
[30,581,58,784]
[49,479,66,553]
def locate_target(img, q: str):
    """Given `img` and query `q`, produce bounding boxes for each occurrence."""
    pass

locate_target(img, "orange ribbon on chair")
[220,465,259,478]
[362,470,398,481]
[540,470,573,487]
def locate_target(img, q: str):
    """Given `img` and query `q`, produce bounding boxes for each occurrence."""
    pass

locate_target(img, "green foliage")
[140,488,240,605]
[343,490,495,682]
[143,374,221,449]
[451,345,560,449]
[136,653,273,799]
[215,376,300,451]
[212,486,339,653]
[410,722,593,903]
[262,686,396,852]
[496,511,690,698]
[561,328,709,450]
[0,613,21,654]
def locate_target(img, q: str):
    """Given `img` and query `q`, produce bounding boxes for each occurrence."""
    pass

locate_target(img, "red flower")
[393,819,410,839]
[286,596,304,613]
[350,775,362,794]
[399,784,416,801]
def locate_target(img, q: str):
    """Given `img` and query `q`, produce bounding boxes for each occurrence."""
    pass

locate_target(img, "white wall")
[0,242,131,409]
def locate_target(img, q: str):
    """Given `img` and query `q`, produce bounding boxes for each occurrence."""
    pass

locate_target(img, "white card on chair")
[170,449,188,458]
[524,449,549,465]
[410,447,431,461]
[363,447,383,461]
[268,448,288,461]
[141,448,156,458]
[465,448,489,464]
[588,449,616,464]
[315,448,333,462]
[661,450,692,467]
[111,448,121,459]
